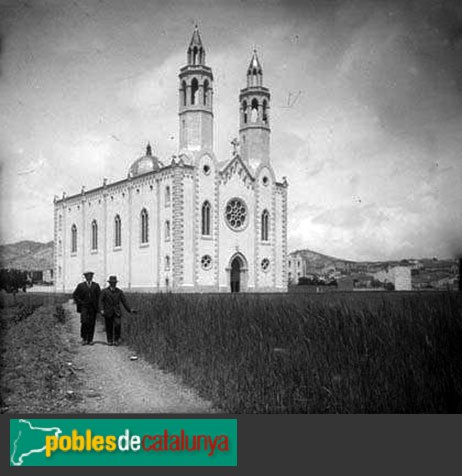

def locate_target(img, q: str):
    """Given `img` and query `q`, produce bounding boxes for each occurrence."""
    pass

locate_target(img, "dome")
[128,143,163,177]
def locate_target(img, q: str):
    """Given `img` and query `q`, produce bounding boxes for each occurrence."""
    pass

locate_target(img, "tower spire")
[239,49,270,169]
[187,25,206,65]
[247,49,263,87]
[179,27,214,151]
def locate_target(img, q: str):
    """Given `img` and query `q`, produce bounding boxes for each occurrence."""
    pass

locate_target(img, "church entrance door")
[230,256,242,292]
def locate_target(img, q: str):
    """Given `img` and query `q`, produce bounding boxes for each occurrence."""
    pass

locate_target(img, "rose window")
[225,198,247,230]
[261,258,270,271]
[201,254,212,270]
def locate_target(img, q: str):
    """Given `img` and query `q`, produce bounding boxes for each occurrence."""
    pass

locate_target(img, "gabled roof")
[220,154,255,181]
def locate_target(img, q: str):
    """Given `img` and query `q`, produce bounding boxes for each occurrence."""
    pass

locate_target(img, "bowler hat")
[108,275,118,283]
[83,271,94,276]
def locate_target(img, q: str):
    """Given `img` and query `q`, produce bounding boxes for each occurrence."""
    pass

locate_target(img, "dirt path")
[62,300,216,413]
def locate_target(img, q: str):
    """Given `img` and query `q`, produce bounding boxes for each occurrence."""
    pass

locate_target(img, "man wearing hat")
[99,275,136,346]
[72,271,101,345]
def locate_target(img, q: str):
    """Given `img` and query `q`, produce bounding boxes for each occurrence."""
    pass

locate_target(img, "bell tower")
[239,50,271,170]
[178,26,214,152]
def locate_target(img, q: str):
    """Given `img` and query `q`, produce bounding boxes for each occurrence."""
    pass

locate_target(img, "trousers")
[104,314,121,343]
[80,307,97,343]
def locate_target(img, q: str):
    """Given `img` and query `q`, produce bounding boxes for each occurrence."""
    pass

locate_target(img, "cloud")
[1,0,461,261]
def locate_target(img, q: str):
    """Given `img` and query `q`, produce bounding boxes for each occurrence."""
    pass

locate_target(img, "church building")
[53,27,288,293]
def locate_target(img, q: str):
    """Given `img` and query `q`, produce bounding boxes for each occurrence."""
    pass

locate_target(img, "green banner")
[9,418,237,467]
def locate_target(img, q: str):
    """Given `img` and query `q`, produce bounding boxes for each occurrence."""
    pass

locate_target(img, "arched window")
[165,220,170,241]
[203,80,209,106]
[71,224,77,253]
[242,100,248,124]
[165,185,171,206]
[140,208,149,244]
[91,220,98,250]
[262,99,268,124]
[201,200,211,236]
[191,78,199,105]
[182,80,187,107]
[165,255,170,271]
[261,209,269,241]
[251,98,259,123]
[193,46,198,65]
[114,214,121,247]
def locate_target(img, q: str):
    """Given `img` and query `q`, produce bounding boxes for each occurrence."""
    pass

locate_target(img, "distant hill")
[290,248,457,269]
[290,249,355,268]
[0,241,53,271]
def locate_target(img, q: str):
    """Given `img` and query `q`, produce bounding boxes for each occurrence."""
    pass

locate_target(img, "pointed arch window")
[191,78,199,105]
[242,100,248,124]
[182,80,187,107]
[203,80,209,106]
[261,209,269,242]
[165,185,171,207]
[262,99,268,124]
[252,68,258,86]
[165,220,170,241]
[193,46,198,65]
[71,224,77,254]
[91,220,98,250]
[251,98,259,123]
[114,214,122,248]
[140,208,149,244]
[201,201,211,236]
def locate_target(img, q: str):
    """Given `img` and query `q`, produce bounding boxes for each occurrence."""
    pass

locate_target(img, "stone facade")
[54,27,288,293]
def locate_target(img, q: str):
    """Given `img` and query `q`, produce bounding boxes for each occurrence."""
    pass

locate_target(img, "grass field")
[0,291,76,413]
[123,291,462,413]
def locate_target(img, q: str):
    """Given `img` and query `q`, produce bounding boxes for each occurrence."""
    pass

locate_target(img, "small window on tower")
[182,80,187,106]
[242,100,248,124]
[262,100,268,124]
[252,68,258,86]
[203,80,209,106]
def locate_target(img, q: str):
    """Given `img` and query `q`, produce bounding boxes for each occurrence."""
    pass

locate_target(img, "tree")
[0,269,28,293]
[385,282,395,291]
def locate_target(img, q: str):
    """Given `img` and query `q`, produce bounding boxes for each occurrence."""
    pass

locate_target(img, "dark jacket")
[99,287,132,317]
[73,281,101,313]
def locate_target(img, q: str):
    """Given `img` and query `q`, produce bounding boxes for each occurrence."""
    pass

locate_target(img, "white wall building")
[53,28,288,293]
[373,266,412,291]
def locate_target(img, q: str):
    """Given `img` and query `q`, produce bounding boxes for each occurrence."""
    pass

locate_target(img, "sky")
[0,0,461,261]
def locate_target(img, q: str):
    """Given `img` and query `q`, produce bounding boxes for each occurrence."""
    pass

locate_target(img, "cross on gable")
[231,137,239,155]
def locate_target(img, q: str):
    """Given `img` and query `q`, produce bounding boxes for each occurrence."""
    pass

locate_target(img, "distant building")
[42,269,54,284]
[287,252,306,284]
[373,266,411,291]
